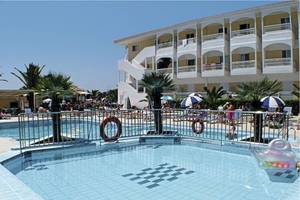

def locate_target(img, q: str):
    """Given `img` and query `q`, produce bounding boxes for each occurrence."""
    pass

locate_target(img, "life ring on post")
[100,116,122,142]
[192,119,204,134]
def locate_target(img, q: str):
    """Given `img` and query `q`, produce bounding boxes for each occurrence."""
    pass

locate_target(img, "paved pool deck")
[0,117,18,123]
[0,138,18,154]
[0,149,43,200]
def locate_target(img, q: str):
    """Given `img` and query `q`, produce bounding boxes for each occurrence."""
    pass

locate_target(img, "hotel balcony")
[231,47,256,75]
[202,50,224,77]
[177,54,197,79]
[156,57,173,77]
[156,33,173,58]
[230,17,256,49]
[262,11,292,47]
[157,67,173,74]
[177,28,197,56]
[263,43,293,74]
[202,23,224,51]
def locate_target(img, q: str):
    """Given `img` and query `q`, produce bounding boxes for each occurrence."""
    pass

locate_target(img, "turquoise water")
[16,144,300,200]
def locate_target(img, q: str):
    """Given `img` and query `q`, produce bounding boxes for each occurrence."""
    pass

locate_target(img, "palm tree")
[237,77,281,109]
[41,72,75,142]
[11,63,44,89]
[106,89,118,103]
[140,72,175,134]
[203,86,227,109]
[11,63,45,111]
[292,83,299,99]
[0,73,7,82]
[88,90,101,100]
[42,72,74,91]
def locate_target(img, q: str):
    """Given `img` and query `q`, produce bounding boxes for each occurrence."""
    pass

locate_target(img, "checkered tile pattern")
[273,169,296,179]
[122,163,195,189]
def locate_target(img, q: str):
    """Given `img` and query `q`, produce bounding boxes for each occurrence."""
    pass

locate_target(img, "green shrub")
[284,99,299,115]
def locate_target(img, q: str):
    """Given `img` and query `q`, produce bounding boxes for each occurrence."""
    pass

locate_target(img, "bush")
[284,99,300,115]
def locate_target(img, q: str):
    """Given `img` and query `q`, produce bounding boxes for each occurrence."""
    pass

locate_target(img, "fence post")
[18,114,23,153]
[254,111,263,143]
[285,114,289,140]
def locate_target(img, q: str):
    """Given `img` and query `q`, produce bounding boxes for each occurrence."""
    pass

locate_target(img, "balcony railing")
[231,28,255,38]
[128,80,137,90]
[232,60,255,69]
[157,68,172,74]
[178,65,196,73]
[178,38,196,46]
[202,33,223,41]
[203,63,223,71]
[157,41,173,49]
[264,58,291,67]
[263,23,290,33]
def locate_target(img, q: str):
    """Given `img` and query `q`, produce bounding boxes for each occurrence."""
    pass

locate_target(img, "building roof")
[114,0,295,45]
[0,90,33,97]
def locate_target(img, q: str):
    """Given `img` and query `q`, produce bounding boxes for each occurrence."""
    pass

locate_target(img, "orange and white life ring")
[100,116,122,142]
[192,119,204,134]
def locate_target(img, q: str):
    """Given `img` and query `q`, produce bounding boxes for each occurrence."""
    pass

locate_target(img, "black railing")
[18,109,291,150]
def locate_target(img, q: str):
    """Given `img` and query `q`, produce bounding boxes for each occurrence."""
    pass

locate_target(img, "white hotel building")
[115,0,300,108]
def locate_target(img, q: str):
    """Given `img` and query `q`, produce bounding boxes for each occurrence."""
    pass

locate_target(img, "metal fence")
[18,109,292,150]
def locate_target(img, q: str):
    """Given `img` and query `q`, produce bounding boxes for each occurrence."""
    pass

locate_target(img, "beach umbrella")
[260,96,285,109]
[181,95,202,108]
[188,92,203,98]
[161,96,173,101]
[42,98,52,104]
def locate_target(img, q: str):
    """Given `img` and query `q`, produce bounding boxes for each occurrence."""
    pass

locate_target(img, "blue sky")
[0,1,277,91]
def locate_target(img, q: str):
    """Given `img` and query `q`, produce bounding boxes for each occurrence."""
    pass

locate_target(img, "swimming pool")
[5,142,300,200]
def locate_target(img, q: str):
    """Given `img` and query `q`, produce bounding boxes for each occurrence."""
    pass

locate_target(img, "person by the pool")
[226,103,236,139]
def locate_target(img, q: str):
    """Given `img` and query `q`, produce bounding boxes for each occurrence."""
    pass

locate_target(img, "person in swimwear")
[226,103,236,139]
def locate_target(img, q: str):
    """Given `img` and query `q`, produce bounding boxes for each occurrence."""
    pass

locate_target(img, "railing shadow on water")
[17,109,291,150]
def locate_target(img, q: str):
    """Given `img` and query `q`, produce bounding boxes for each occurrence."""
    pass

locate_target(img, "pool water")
[15,144,300,200]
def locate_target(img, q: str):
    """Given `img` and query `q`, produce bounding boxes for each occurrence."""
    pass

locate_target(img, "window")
[282,50,291,58]
[240,53,250,61]
[219,56,223,64]
[187,59,195,66]
[281,17,290,24]
[186,33,195,39]
[218,28,223,33]
[132,45,138,52]
[240,24,250,30]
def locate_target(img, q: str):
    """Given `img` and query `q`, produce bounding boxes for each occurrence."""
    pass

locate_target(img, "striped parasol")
[188,92,203,98]
[260,96,285,109]
[181,95,202,108]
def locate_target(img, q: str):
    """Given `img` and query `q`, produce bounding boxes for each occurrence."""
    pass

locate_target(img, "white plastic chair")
[24,108,32,114]
[283,107,292,115]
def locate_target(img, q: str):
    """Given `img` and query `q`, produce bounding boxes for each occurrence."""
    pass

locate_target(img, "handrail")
[202,63,223,70]
[157,41,173,49]
[178,38,196,46]
[157,68,172,74]
[232,60,255,69]
[178,65,196,73]
[264,58,291,67]
[231,28,255,38]
[263,23,290,33]
[202,33,223,41]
